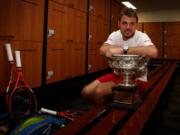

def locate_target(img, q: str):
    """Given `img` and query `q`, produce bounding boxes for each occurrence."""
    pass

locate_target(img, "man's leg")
[81,80,116,103]
[81,73,122,103]
[81,79,101,102]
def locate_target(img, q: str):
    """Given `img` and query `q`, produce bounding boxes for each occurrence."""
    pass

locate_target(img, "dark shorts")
[97,73,148,96]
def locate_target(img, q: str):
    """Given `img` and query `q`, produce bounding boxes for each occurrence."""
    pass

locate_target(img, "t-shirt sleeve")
[139,33,154,46]
[104,32,116,45]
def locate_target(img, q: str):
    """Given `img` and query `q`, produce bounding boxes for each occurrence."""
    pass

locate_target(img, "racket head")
[9,86,37,120]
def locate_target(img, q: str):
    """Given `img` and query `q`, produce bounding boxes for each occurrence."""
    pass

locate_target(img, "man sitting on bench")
[81,7,158,103]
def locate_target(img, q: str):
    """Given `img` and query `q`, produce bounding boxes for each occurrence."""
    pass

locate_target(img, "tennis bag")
[10,115,69,135]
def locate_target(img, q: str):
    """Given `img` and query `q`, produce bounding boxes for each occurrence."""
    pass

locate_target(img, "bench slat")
[86,109,127,135]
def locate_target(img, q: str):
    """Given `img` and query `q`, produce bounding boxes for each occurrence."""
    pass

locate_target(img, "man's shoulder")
[135,30,145,35]
[111,30,121,35]
[134,30,148,38]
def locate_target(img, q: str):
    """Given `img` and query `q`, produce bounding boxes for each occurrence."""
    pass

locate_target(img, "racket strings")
[9,85,37,120]
[8,72,37,119]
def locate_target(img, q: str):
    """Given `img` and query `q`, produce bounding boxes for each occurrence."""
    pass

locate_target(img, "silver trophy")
[108,54,149,109]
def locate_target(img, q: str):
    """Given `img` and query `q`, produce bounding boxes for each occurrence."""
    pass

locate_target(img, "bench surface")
[54,62,176,135]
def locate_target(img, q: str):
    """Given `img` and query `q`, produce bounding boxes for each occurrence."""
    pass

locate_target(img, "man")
[81,7,158,103]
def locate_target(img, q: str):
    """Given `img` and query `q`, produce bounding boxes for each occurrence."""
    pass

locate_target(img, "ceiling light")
[121,1,137,9]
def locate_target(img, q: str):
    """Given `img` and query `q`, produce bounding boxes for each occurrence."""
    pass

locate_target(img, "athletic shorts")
[97,73,148,96]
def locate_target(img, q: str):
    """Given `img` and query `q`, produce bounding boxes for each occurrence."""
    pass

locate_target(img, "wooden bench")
[54,62,176,135]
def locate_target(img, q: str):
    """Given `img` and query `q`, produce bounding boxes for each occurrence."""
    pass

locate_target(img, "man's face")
[118,15,137,40]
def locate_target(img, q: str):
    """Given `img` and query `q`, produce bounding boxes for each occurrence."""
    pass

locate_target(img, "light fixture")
[121,1,137,9]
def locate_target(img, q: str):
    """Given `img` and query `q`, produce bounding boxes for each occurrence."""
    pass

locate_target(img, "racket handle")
[15,51,22,68]
[5,43,14,61]
[40,108,57,116]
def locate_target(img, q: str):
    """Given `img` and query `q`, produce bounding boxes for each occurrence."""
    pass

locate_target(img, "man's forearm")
[128,45,158,58]
[100,43,123,58]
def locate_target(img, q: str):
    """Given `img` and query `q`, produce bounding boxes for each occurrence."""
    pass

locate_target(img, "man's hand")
[100,44,123,58]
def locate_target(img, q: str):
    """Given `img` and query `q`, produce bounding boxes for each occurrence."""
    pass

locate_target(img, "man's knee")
[81,86,88,97]
[93,86,104,98]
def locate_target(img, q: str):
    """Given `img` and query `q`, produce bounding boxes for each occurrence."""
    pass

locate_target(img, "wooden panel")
[89,15,97,49]
[71,46,85,77]
[0,0,44,41]
[74,11,86,44]
[0,0,15,38]
[102,0,110,20]
[74,0,87,12]
[137,23,143,31]
[64,7,75,41]
[89,0,98,16]
[102,20,109,45]
[47,0,86,83]
[96,18,103,44]
[88,0,110,73]
[101,55,109,70]
[144,22,163,59]
[96,48,104,71]
[46,43,69,83]
[65,0,87,12]
[47,1,69,83]
[13,0,44,41]
[48,1,66,43]
[164,45,180,60]
[51,0,65,5]
[111,0,123,32]
[88,49,98,73]
[0,40,11,90]
[164,22,180,60]
[111,19,119,32]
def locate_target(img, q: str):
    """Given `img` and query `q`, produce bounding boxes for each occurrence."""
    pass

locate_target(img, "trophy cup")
[108,54,149,110]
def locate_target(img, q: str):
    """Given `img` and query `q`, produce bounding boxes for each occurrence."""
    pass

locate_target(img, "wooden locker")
[164,22,180,60]
[111,0,123,32]
[0,0,15,39]
[13,0,44,41]
[47,0,69,83]
[143,22,163,59]
[47,0,87,83]
[137,23,143,31]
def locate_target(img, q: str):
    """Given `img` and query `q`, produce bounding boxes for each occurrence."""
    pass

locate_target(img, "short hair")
[119,7,138,22]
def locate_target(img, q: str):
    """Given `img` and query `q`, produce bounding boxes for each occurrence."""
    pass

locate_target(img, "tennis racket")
[4,43,18,109]
[40,107,82,121]
[8,50,37,120]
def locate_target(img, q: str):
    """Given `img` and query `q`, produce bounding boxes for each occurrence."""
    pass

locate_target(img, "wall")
[138,10,180,22]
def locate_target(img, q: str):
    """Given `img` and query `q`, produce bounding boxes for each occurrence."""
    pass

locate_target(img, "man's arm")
[100,43,158,58]
[128,45,158,58]
[99,43,123,58]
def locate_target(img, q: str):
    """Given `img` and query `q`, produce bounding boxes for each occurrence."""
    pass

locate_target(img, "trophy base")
[110,99,142,110]
[111,84,142,110]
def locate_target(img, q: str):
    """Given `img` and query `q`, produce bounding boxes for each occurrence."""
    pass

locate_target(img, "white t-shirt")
[105,30,154,82]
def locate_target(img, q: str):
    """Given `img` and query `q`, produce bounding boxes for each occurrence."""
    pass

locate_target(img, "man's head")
[118,7,138,40]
